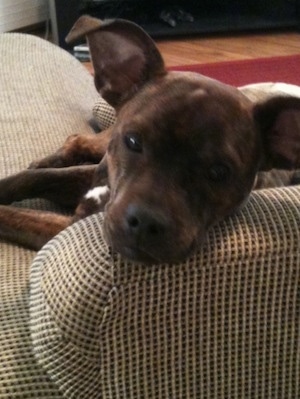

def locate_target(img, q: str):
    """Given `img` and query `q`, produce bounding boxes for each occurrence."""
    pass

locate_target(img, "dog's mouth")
[117,245,162,264]
[103,198,201,264]
[104,226,198,264]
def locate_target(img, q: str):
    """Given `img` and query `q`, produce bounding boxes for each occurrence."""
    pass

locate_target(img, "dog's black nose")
[125,204,167,240]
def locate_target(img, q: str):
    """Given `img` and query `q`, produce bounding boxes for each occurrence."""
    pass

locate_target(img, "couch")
[0,33,299,399]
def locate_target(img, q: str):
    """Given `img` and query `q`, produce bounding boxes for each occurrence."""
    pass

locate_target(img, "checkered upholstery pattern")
[29,187,300,399]
[93,96,116,129]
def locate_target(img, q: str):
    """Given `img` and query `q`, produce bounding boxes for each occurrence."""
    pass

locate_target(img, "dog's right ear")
[66,16,166,108]
[254,95,300,170]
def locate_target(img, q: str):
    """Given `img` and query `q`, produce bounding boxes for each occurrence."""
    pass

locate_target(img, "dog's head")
[67,16,300,263]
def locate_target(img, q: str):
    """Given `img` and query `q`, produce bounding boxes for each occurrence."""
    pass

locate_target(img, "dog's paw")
[28,155,66,169]
[28,159,46,169]
[0,176,17,204]
[74,185,110,220]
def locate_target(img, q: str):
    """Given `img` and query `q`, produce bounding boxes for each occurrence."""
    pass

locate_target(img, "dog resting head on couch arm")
[66,16,300,263]
[0,16,299,264]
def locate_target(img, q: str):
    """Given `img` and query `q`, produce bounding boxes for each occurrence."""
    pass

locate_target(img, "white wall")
[0,0,49,32]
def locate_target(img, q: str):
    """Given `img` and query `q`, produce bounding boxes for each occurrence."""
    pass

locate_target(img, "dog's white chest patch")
[85,185,110,205]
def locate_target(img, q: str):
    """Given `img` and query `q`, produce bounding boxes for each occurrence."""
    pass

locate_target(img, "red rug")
[170,54,300,87]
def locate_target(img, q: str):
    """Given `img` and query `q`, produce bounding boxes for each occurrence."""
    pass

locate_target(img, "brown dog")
[0,16,300,263]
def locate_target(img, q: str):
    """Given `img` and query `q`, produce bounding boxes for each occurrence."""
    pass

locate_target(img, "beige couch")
[0,33,299,399]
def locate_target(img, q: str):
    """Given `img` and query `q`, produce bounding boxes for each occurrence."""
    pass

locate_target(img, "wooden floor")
[156,31,300,67]
[82,30,300,73]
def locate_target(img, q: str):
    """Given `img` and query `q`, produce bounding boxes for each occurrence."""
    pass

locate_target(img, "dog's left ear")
[66,16,166,108]
[254,96,300,170]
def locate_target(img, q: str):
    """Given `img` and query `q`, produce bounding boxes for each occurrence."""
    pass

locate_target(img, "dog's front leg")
[0,165,98,208]
[0,205,71,250]
[30,129,112,169]
[0,162,109,249]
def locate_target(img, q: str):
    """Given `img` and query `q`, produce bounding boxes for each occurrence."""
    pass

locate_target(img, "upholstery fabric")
[93,96,116,130]
[240,82,300,101]
[30,187,300,399]
[0,33,98,178]
[0,33,98,398]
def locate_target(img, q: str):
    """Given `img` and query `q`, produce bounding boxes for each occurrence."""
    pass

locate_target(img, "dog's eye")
[206,163,231,183]
[124,134,142,153]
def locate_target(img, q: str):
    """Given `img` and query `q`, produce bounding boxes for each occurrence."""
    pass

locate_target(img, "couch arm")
[30,185,300,399]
